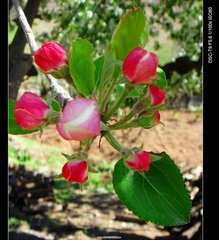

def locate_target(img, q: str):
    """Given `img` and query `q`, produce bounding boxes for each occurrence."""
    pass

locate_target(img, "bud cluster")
[14,41,167,184]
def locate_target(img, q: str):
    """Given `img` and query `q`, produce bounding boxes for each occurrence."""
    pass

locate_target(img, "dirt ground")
[9,109,202,240]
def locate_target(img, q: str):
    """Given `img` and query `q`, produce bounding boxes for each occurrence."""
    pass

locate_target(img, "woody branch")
[12,0,72,107]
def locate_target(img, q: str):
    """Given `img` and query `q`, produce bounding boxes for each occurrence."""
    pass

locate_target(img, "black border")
[203,0,218,239]
[0,0,8,240]
[4,1,218,239]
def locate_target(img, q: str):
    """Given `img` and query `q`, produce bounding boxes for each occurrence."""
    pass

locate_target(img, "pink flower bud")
[126,151,151,171]
[14,92,50,130]
[62,160,88,183]
[56,98,101,141]
[123,47,158,84]
[154,111,161,123]
[34,41,68,73]
[148,84,165,106]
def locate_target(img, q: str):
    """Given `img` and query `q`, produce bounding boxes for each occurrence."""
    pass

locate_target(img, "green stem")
[98,44,115,112]
[109,108,136,129]
[81,138,95,152]
[103,84,132,121]
[110,120,139,130]
[103,131,126,153]
[109,100,145,129]
[99,77,117,113]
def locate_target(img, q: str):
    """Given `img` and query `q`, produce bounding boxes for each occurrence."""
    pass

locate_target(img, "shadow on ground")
[9,165,202,240]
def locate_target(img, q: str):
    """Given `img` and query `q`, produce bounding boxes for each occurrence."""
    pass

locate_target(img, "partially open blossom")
[56,98,101,141]
[123,47,158,84]
[62,160,88,183]
[34,41,68,73]
[126,151,151,171]
[148,84,165,106]
[14,92,50,130]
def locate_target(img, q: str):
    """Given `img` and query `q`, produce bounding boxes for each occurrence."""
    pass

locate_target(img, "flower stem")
[99,77,117,113]
[109,121,139,130]
[108,99,145,130]
[103,84,132,122]
[103,131,127,153]
[109,108,136,129]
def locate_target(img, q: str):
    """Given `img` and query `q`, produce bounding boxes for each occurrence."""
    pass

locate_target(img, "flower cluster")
[14,41,166,185]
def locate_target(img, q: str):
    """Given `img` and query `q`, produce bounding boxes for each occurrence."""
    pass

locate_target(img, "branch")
[12,0,72,107]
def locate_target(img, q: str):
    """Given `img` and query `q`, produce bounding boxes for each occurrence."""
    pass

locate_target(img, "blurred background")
[9,0,202,239]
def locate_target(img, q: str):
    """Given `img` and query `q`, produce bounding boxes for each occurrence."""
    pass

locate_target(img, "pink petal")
[56,98,101,141]
[149,85,165,106]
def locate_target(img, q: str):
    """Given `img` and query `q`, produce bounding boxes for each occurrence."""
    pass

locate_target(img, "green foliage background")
[9,0,202,106]
[39,0,203,107]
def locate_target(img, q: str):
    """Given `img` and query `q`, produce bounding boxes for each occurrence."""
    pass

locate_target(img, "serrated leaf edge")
[112,153,192,226]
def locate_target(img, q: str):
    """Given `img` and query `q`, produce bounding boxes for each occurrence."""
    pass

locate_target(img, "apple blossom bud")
[154,111,161,123]
[62,160,88,183]
[138,111,161,129]
[123,47,158,84]
[148,84,165,106]
[56,97,101,141]
[14,92,50,130]
[126,151,151,171]
[34,41,68,78]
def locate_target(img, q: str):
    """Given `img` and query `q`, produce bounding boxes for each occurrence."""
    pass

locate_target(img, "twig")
[47,75,72,107]
[12,0,72,107]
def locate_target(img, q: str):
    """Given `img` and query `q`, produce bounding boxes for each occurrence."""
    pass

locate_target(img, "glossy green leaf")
[153,68,168,88]
[111,8,149,60]
[113,152,191,226]
[69,39,96,96]
[9,99,37,135]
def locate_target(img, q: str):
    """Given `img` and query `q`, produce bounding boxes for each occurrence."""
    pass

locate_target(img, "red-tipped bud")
[56,97,101,141]
[34,41,68,74]
[126,151,151,171]
[137,111,161,129]
[154,111,161,123]
[148,84,165,106]
[14,92,50,130]
[123,47,158,84]
[62,160,88,183]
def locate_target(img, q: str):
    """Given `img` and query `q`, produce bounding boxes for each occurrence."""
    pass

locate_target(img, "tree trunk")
[9,0,40,99]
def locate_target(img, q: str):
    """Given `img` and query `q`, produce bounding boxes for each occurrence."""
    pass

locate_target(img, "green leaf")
[51,99,61,112]
[153,68,168,88]
[111,7,149,60]
[98,44,116,112]
[113,152,191,226]
[61,152,78,160]
[98,44,115,92]
[45,95,61,112]
[94,55,104,88]
[69,39,96,96]
[8,99,37,135]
